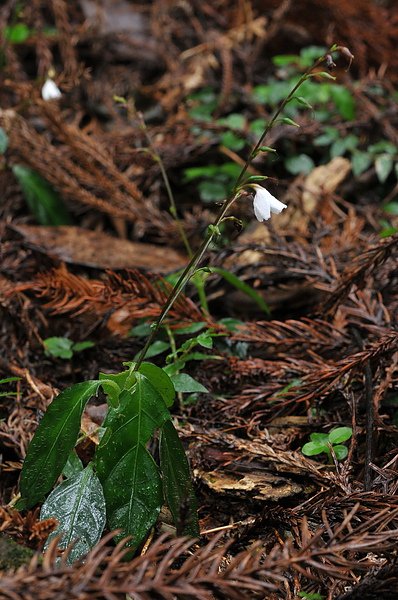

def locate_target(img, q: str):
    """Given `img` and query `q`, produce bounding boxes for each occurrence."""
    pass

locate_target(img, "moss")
[0,535,34,571]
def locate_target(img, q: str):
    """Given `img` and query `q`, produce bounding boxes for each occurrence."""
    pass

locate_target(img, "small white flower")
[252,184,287,221]
[41,79,62,101]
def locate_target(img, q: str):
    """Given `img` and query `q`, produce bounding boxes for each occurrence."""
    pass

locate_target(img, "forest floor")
[0,1,398,599]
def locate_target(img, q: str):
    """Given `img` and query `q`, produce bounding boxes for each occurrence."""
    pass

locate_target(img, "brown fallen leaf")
[11,225,187,272]
[302,156,351,213]
[195,469,302,501]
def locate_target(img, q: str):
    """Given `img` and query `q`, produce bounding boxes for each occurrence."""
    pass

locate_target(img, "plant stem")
[133,49,334,372]
[233,55,325,193]
[133,193,237,371]
[138,114,193,257]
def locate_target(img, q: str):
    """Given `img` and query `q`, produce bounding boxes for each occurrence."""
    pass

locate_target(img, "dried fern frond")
[232,318,349,354]
[13,266,204,330]
[2,504,398,600]
[0,108,159,226]
[221,332,397,410]
[294,332,398,405]
[323,234,398,315]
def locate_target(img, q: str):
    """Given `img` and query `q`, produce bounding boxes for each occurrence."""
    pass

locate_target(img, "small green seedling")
[44,337,95,360]
[298,592,324,600]
[301,427,352,461]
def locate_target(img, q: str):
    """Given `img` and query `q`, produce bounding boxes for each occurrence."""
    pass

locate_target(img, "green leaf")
[368,141,397,155]
[130,322,152,337]
[330,86,356,120]
[314,127,339,147]
[96,375,170,478]
[217,113,246,130]
[258,146,277,154]
[103,443,162,549]
[249,118,267,137]
[72,340,95,353]
[328,427,352,445]
[209,267,270,315]
[220,131,245,151]
[333,445,348,460]
[12,165,72,225]
[272,54,300,66]
[197,332,213,349]
[5,23,31,44]
[285,154,314,175]
[171,373,208,394]
[163,361,186,377]
[179,351,221,363]
[19,381,100,508]
[299,45,327,66]
[375,154,393,183]
[198,180,228,203]
[139,363,175,408]
[159,420,199,537]
[134,340,170,361]
[294,96,313,110]
[274,378,302,397]
[384,202,398,216]
[218,317,245,332]
[352,151,373,176]
[174,322,207,335]
[0,377,21,385]
[44,337,74,359]
[253,82,291,105]
[40,463,106,564]
[95,372,170,547]
[301,441,328,456]
[244,175,268,183]
[0,128,9,154]
[183,165,219,182]
[62,450,83,478]
[379,225,398,238]
[330,135,358,158]
[298,592,324,600]
[309,71,336,80]
[278,117,300,127]
[99,369,134,407]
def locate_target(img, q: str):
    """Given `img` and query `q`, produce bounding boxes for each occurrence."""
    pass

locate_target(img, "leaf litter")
[0,0,397,598]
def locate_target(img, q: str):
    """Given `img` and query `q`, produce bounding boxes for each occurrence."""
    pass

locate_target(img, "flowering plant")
[18,45,353,562]
[251,184,287,221]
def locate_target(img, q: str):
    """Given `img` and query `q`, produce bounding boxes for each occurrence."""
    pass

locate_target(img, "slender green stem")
[133,194,237,371]
[133,49,334,372]
[138,114,193,257]
[156,156,193,257]
[233,55,325,193]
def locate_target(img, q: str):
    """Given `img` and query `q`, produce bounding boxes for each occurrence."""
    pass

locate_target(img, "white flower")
[252,184,287,221]
[41,79,62,101]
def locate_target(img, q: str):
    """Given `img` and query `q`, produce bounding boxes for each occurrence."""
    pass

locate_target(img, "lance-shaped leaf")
[139,363,175,408]
[102,443,163,549]
[100,363,175,409]
[159,419,199,537]
[95,373,170,548]
[19,381,101,508]
[95,373,170,480]
[40,463,106,564]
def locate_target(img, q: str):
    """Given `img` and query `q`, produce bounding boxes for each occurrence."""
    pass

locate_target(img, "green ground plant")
[301,426,353,461]
[17,45,354,563]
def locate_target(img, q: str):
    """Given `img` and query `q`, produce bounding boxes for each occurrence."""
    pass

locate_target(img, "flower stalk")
[133,45,349,372]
